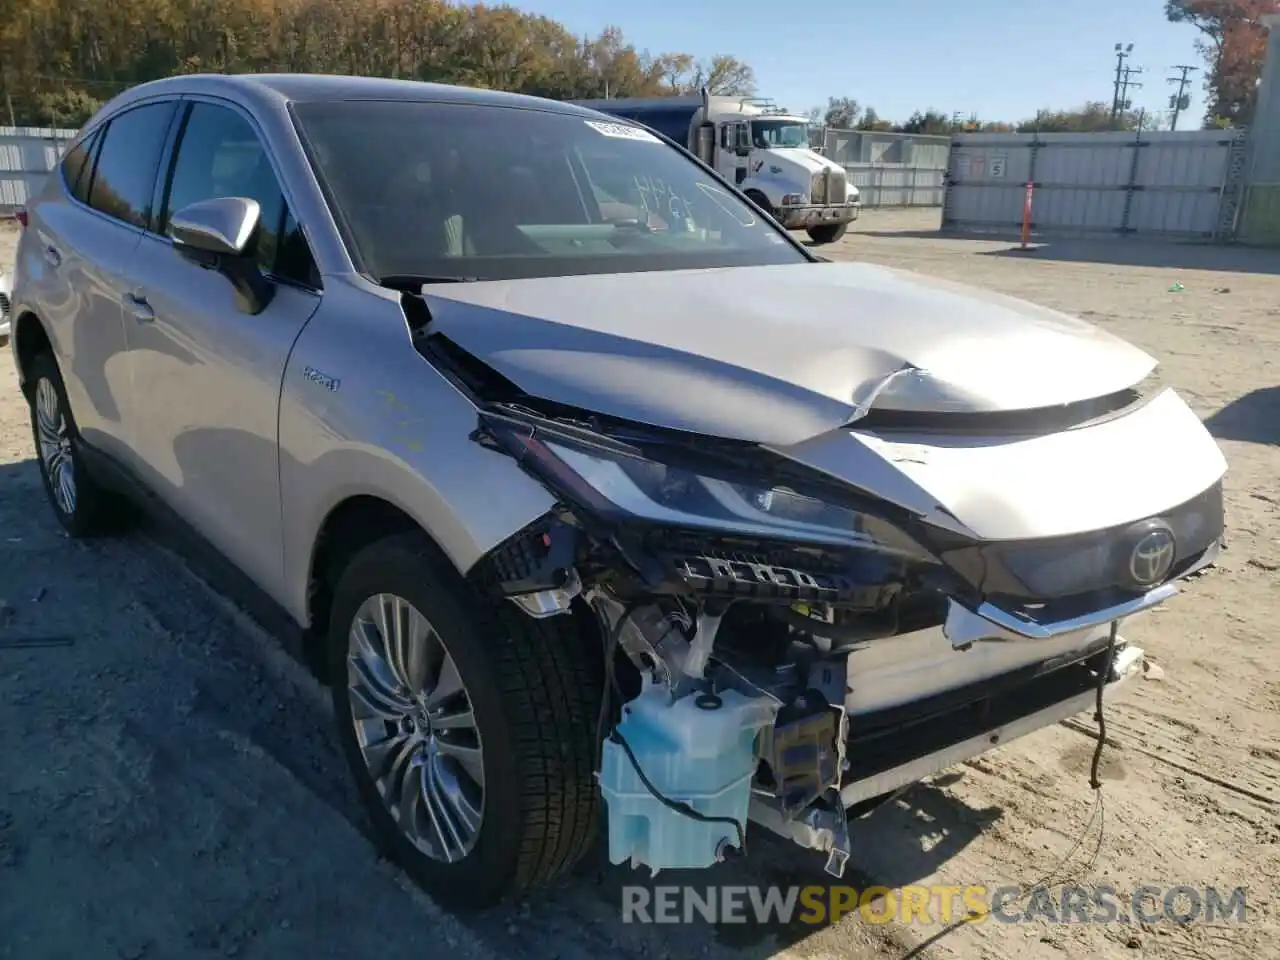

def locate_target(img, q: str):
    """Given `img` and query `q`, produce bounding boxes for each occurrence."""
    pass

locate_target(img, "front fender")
[741,172,804,206]
[278,281,557,624]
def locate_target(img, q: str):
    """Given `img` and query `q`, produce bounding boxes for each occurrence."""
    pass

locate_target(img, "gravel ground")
[1,210,1276,960]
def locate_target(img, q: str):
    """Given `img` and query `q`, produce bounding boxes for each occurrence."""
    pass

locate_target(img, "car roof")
[103,72,603,120]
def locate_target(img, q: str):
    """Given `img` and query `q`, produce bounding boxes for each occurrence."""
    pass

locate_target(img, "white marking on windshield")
[584,120,662,143]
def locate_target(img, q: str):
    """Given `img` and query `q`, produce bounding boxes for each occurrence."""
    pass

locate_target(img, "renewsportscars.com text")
[620,884,1249,926]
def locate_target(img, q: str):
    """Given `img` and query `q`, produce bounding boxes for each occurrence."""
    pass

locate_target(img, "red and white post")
[1020,181,1034,249]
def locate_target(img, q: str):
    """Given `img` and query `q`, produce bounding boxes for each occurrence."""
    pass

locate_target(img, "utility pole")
[1111,42,1134,121]
[1167,64,1198,130]
[1116,64,1144,128]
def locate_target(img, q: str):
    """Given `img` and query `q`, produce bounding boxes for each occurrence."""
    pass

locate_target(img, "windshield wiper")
[378,273,482,290]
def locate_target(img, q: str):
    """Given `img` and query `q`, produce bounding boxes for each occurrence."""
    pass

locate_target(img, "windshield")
[292,100,805,282]
[751,119,810,149]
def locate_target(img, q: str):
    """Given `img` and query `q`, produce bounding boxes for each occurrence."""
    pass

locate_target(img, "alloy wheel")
[35,376,76,516]
[346,593,485,862]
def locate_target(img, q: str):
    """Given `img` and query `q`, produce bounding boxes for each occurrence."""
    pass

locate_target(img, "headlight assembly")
[481,413,926,556]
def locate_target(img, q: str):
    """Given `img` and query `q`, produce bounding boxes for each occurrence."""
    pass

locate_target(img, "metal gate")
[941,129,1249,240]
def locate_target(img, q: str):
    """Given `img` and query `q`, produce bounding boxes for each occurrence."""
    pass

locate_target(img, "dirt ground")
[1,210,1276,960]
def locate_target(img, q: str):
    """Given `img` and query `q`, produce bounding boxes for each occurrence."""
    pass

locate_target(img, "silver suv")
[10,74,1226,909]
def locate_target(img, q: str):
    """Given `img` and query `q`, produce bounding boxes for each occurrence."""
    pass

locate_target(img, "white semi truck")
[572,91,860,245]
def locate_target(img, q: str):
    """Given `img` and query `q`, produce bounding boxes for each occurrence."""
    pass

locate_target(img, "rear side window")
[88,101,177,229]
[60,129,101,204]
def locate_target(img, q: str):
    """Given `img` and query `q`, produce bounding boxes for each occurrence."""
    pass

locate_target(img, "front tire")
[745,189,776,222]
[807,222,849,244]
[25,351,131,538]
[328,532,603,908]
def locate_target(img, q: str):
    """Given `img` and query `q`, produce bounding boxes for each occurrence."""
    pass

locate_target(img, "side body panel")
[124,231,322,602]
[120,93,325,602]
[13,143,144,462]
[276,278,558,624]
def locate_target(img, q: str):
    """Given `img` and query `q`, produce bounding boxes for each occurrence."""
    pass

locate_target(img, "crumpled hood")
[422,261,1156,446]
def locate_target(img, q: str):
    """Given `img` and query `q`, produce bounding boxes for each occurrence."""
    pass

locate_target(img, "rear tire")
[25,351,132,538]
[807,222,849,244]
[328,531,603,908]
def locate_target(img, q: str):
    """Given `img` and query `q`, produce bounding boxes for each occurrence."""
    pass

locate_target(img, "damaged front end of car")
[410,295,1226,880]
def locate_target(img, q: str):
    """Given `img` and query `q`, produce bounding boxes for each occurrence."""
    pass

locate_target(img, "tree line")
[812,98,1161,136]
[0,0,756,127]
[0,0,1272,134]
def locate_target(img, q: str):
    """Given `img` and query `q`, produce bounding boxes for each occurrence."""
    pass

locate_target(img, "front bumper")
[779,203,859,229]
[747,640,1141,834]
[835,563,1207,804]
[839,637,1143,807]
[746,555,1214,870]
[750,636,1144,856]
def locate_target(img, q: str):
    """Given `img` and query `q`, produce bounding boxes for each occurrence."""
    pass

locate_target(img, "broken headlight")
[485,415,923,554]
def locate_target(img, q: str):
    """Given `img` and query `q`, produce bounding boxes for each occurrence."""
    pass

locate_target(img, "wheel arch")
[300,489,609,687]
[12,309,52,397]
[303,493,431,678]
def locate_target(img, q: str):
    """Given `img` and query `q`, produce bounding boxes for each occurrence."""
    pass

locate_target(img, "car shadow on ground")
[519,784,1002,958]
[1204,387,1280,445]
[0,445,1003,959]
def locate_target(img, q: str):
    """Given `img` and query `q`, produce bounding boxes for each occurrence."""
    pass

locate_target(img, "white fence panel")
[941,129,1245,240]
[844,163,945,207]
[0,127,75,215]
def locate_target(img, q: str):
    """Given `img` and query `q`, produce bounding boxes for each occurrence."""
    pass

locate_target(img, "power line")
[1167,64,1198,130]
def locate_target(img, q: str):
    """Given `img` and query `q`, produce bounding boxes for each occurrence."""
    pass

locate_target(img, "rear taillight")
[14,207,27,229]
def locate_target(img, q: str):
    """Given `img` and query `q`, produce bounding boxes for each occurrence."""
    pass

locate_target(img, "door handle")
[124,290,154,322]
[43,245,62,268]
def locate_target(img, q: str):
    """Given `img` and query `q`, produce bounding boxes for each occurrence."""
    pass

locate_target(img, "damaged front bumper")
[751,635,1145,874]
[746,562,1215,873]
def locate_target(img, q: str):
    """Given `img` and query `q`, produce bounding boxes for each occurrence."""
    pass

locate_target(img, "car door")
[123,97,323,601]
[20,100,179,463]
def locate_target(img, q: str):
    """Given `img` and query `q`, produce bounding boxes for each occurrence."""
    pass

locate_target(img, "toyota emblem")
[1125,522,1177,588]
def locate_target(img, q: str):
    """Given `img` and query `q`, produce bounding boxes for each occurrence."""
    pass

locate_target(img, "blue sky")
[524,0,1209,126]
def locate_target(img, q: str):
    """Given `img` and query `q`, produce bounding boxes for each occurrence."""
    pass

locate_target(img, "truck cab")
[571,93,860,245]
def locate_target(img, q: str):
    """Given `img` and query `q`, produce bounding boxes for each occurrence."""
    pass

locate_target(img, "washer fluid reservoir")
[599,681,778,874]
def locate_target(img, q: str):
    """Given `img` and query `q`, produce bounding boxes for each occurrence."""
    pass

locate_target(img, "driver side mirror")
[170,196,275,315]
[733,122,752,156]
[171,196,261,256]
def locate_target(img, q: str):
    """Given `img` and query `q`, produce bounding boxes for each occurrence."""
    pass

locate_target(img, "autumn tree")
[1166,0,1279,126]
[0,0,757,125]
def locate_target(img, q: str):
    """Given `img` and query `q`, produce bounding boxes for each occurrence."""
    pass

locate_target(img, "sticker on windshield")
[584,120,661,143]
